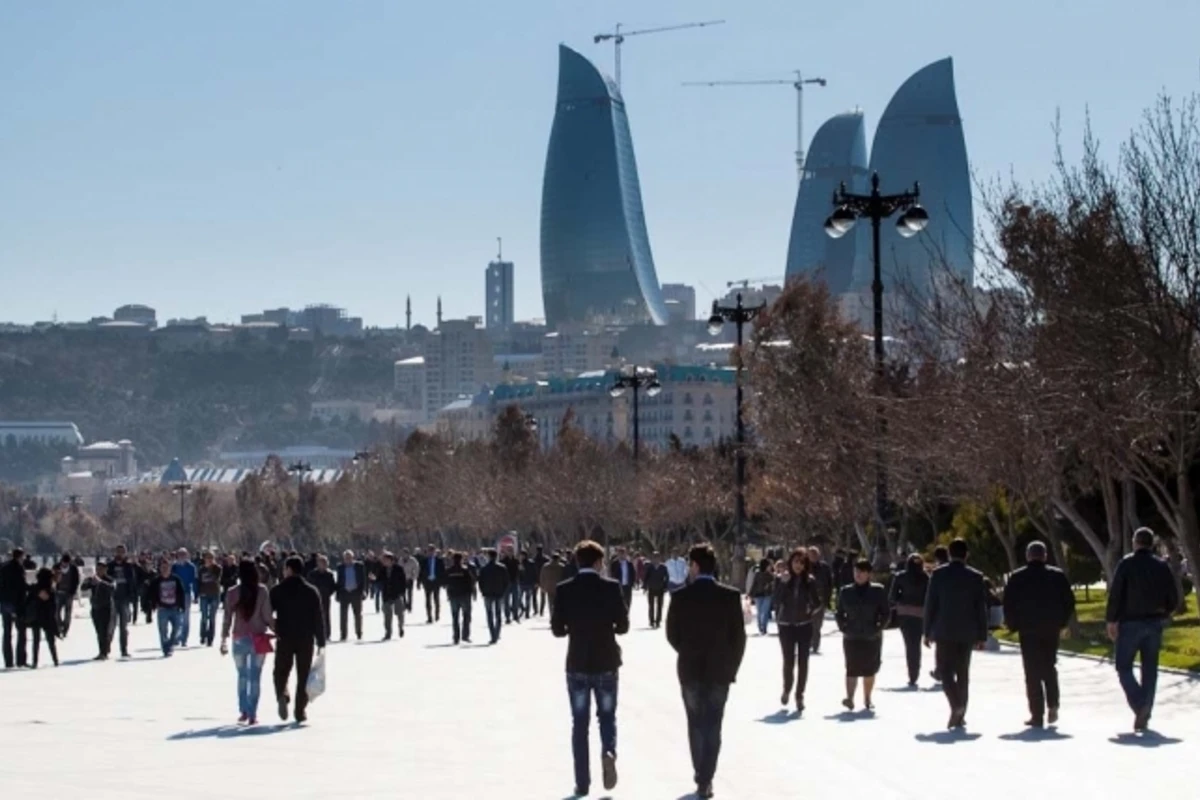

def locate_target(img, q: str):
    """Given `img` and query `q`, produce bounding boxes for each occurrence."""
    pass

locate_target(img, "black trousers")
[647,591,665,627]
[936,641,974,713]
[319,596,332,641]
[620,584,633,611]
[778,624,814,700]
[449,595,471,643]
[681,682,730,787]
[30,622,58,667]
[1,609,27,668]
[898,616,924,683]
[405,580,414,612]
[1019,630,1060,720]
[423,582,441,622]
[92,610,115,657]
[274,638,315,718]
[338,595,363,641]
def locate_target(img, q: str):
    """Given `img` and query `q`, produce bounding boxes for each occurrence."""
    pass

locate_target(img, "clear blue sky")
[2,1,1197,328]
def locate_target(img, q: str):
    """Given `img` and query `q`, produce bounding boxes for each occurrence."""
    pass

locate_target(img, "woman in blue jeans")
[220,559,274,725]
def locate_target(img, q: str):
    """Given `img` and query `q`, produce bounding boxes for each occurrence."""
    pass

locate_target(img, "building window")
[683,410,693,422]
[703,393,713,405]
[704,427,713,439]
[683,392,693,405]
[703,410,713,423]
[684,427,693,439]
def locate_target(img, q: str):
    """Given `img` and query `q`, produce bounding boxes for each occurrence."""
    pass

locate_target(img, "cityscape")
[2,5,1200,798]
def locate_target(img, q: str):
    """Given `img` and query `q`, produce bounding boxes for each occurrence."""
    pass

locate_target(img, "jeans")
[449,595,472,643]
[370,581,382,613]
[382,597,405,638]
[567,672,618,792]
[1115,618,1164,715]
[177,594,192,646]
[339,595,363,641]
[114,598,132,655]
[753,596,772,634]
[156,608,183,655]
[198,595,219,646]
[274,638,315,719]
[55,591,75,636]
[232,636,266,718]
[423,582,441,622]
[898,616,924,683]
[506,582,522,622]
[520,585,536,618]
[1019,630,1061,720]
[92,609,115,657]
[319,595,332,641]
[778,624,814,702]
[1,604,27,668]
[681,682,730,786]
[484,597,504,642]
[648,591,665,628]
[936,640,974,713]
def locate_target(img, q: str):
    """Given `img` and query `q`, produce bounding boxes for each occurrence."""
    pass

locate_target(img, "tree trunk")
[1051,496,1118,583]
[986,509,1019,578]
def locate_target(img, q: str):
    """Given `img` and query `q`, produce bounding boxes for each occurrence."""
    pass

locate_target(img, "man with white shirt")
[419,544,446,624]
[666,551,689,593]
[609,547,635,610]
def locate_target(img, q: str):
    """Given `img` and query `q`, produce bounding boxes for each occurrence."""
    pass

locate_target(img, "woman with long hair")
[772,548,821,713]
[889,553,930,687]
[27,567,59,668]
[220,559,274,725]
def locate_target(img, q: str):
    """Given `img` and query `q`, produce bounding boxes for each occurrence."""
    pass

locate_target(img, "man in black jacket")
[377,551,407,640]
[84,560,117,660]
[923,538,988,729]
[609,546,636,611]
[108,545,138,657]
[807,546,834,654]
[665,543,746,799]
[533,544,550,616]
[419,544,446,624]
[271,556,326,724]
[443,552,476,645]
[643,552,669,629]
[0,548,29,669]
[335,550,366,642]
[478,549,510,644]
[500,548,522,624]
[1106,527,1179,732]
[551,540,630,796]
[55,552,80,638]
[1003,541,1076,728]
[307,554,337,641]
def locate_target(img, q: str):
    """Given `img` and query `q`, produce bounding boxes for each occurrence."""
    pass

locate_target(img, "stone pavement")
[1,594,1195,799]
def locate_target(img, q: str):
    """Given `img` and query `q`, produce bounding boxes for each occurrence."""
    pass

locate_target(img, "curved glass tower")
[540,45,668,328]
[865,58,974,295]
[784,111,868,293]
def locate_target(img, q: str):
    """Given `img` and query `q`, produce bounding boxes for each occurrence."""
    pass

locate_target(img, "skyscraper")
[865,58,974,295]
[486,258,514,330]
[540,45,668,329]
[784,111,868,293]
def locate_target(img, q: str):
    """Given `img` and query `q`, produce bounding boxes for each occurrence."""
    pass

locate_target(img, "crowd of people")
[0,528,1181,798]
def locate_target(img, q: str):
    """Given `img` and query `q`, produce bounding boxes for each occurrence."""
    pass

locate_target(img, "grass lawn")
[995,588,1200,672]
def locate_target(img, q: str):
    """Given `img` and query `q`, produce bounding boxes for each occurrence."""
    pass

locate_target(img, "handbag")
[307,652,326,703]
[251,632,275,655]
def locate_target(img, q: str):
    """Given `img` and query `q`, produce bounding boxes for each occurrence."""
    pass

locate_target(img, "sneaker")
[698,783,715,799]
[601,752,618,791]
[247,716,258,726]
[1134,707,1151,732]
[278,695,290,722]
[1047,706,1059,725]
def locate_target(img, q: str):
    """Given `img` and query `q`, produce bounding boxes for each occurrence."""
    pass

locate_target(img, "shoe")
[601,752,618,791]
[1134,707,1151,731]
[907,681,918,689]
[796,695,805,714]
[572,787,589,797]
[93,654,105,661]
[247,716,258,726]
[842,698,854,711]
[864,699,874,711]
[382,635,391,641]
[295,709,307,724]
[1024,718,1044,729]
[278,695,290,722]
[1047,706,1059,725]
[399,628,404,638]
[238,713,249,724]
[780,691,789,706]
[930,670,942,682]
[698,783,715,798]
[463,637,471,644]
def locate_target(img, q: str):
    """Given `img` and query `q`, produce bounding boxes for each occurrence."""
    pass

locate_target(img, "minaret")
[436,296,443,329]
[405,295,412,332]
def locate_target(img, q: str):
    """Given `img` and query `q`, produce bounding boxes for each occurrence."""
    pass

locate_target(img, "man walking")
[306,554,336,641]
[610,546,635,611]
[146,559,187,657]
[1106,527,1178,732]
[401,548,418,613]
[0,548,29,669]
[55,553,80,638]
[807,546,834,654]
[665,543,746,799]
[533,544,550,616]
[923,538,988,730]
[443,552,476,645]
[419,544,445,624]
[378,551,407,640]
[501,547,522,623]
[479,548,510,644]
[551,540,630,796]
[109,545,137,657]
[85,560,116,660]
[271,556,326,724]
[1002,541,1075,728]
[539,551,565,617]
[335,550,366,642]
[644,552,669,629]
[196,551,223,647]
[171,548,198,648]
[519,551,539,620]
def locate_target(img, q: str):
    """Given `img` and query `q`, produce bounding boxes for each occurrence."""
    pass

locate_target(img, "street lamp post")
[708,293,766,559]
[171,482,193,545]
[288,462,312,551]
[609,365,663,461]
[10,503,23,546]
[824,170,929,545]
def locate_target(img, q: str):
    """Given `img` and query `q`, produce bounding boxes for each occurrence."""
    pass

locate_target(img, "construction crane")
[594,20,725,89]
[683,71,828,183]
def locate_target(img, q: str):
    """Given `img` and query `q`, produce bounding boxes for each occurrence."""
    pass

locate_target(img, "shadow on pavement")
[1109,731,1183,747]
[168,723,299,740]
[999,728,1073,742]
[756,710,798,724]
[915,730,983,744]
[823,710,876,722]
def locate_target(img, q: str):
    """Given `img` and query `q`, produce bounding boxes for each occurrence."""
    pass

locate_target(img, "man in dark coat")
[443,552,477,645]
[923,538,988,729]
[271,556,326,724]
[55,552,80,638]
[418,544,446,624]
[84,560,116,660]
[478,548,510,644]
[377,551,407,640]
[552,540,630,796]
[609,546,636,611]
[0,548,29,668]
[1105,527,1179,732]
[335,550,367,642]
[1003,540,1076,728]
[108,545,138,656]
[306,554,337,641]
[532,544,550,616]
[665,543,746,799]
[643,552,669,629]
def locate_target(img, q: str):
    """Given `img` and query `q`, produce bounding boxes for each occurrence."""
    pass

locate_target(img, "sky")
[2,1,1199,329]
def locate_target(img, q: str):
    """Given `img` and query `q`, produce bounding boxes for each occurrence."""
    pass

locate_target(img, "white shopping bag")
[307,653,326,703]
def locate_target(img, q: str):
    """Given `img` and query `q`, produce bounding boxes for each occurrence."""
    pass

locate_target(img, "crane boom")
[593,19,726,89]
[683,71,827,182]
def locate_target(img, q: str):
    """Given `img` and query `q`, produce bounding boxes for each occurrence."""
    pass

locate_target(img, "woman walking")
[773,548,821,713]
[836,559,890,710]
[27,567,59,668]
[220,560,274,725]
[748,558,776,636]
[889,554,930,687]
